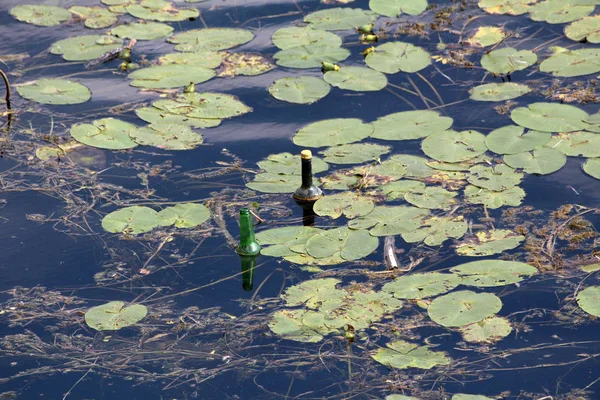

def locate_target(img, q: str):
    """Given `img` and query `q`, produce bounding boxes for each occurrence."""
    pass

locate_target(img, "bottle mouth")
[240,207,250,215]
[300,149,312,160]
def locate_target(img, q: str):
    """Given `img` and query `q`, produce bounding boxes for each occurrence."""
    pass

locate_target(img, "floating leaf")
[365,42,431,74]
[284,252,345,266]
[422,130,487,163]
[274,45,350,68]
[402,216,468,246]
[480,47,537,75]
[17,79,91,105]
[404,187,458,210]
[126,0,199,22]
[321,143,390,164]
[529,0,593,24]
[269,310,325,343]
[159,51,224,68]
[130,124,203,150]
[272,27,342,49]
[257,152,328,175]
[85,301,148,331]
[50,35,124,61]
[70,118,138,150]
[109,21,174,40]
[69,6,118,29]
[485,125,551,155]
[135,107,221,129]
[371,110,453,140]
[503,147,566,175]
[452,395,495,400]
[450,260,537,287]
[313,192,374,219]
[155,203,210,228]
[324,66,388,91]
[478,0,537,15]
[372,340,451,369]
[428,290,502,327]
[469,82,531,101]
[369,0,428,17]
[128,65,215,89]
[256,226,324,257]
[269,76,331,104]
[456,230,525,256]
[464,185,525,208]
[541,47,600,77]
[460,316,512,343]
[348,156,412,184]
[154,92,251,119]
[218,52,275,77]
[102,206,161,234]
[576,286,600,317]
[466,26,506,47]
[583,158,600,180]
[382,272,460,299]
[294,118,373,147]
[565,16,600,43]
[306,227,378,260]
[392,155,436,178]
[348,206,429,236]
[547,132,600,158]
[511,102,589,132]
[10,5,71,27]
[386,396,420,400]
[304,7,377,31]
[246,173,301,193]
[379,180,426,200]
[580,263,600,273]
[467,164,523,191]
[168,28,254,52]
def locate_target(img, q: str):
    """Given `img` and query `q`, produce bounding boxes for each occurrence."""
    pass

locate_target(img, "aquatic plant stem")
[0,68,12,123]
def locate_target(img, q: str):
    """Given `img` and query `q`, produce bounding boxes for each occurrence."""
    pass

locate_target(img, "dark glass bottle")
[240,255,256,291]
[292,150,323,202]
[236,208,261,256]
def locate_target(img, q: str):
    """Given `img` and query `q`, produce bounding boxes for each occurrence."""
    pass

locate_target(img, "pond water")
[1,0,600,399]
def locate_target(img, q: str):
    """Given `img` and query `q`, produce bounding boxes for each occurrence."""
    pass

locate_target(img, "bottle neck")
[301,158,313,189]
[239,213,256,244]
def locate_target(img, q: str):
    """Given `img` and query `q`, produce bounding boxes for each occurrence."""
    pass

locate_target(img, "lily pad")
[159,52,224,68]
[464,185,525,209]
[391,155,436,178]
[50,35,124,61]
[109,21,174,40]
[452,395,495,400]
[467,164,523,191]
[294,118,373,148]
[583,158,600,180]
[348,156,412,184]
[404,187,458,210]
[422,130,487,163]
[565,16,600,43]
[478,0,537,15]
[17,79,91,105]
[156,203,210,228]
[256,226,324,257]
[456,230,525,257]
[365,42,431,74]
[379,180,426,200]
[576,286,600,317]
[135,107,221,129]
[168,28,254,52]
[246,173,302,193]
[269,76,331,104]
[306,227,378,261]
[539,47,600,77]
[85,301,148,331]
[69,6,118,29]
[511,102,589,132]
[126,0,199,22]
[469,82,531,101]
[324,66,388,91]
[460,316,512,343]
[382,272,461,299]
[272,26,342,49]
[371,110,453,140]
[128,65,215,89]
[529,0,593,24]
[102,206,161,234]
[304,7,377,31]
[321,143,390,164]
[217,52,275,77]
[547,132,600,158]
[480,47,537,75]
[282,278,345,309]
[503,147,567,175]
[372,340,451,369]
[369,0,428,17]
[428,290,502,327]
[70,118,138,150]
[130,124,203,150]
[10,5,71,27]
[466,26,506,47]
[485,125,551,155]
[269,310,325,343]
[450,260,537,287]
[313,192,375,219]
[348,205,430,236]
[401,216,468,246]
[274,45,351,68]
[154,92,251,119]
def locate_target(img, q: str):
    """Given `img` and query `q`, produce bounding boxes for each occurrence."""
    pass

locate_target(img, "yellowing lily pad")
[456,230,525,256]
[478,0,538,15]
[17,79,91,105]
[466,26,506,47]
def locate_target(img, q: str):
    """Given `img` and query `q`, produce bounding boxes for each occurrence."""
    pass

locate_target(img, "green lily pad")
[469,82,531,101]
[422,130,487,163]
[85,301,148,331]
[382,272,460,299]
[372,340,451,369]
[306,227,378,261]
[529,0,593,24]
[369,0,428,17]
[503,147,567,175]
[428,290,502,327]
[321,143,390,164]
[274,45,351,69]
[348,156,413,184]
[282,278,344,309]
[464,185,525,209]
[583,158,600,180]
[478,0,535,15]
[153,92,251,119]
[126,0,199,22]
[391,155,436,178]
[466,26,506,47]
[467,164,523,191]
[109,21,174,40]
[217,52,275,77]
[324,66,388,91]
[128,65,215,89]
[269,76,331,104]
[284,252,346,266]
[313,192,375,219]
[269,310,325,343]
[348,205,430,236]
[456,230,525,256]
[404,186,458,210]
[511,102,589,132]
[480,47,537,75]
[379,180,427,200]
[294,118,373,148]
[547,132,600,157]
[304,7,377,31]
[246,173,302,193]
[50,35,124,61]
[130,124,203,150]
[256,226,324,257]
[168,28,254,52]
[539,47,600,77]
[485,125,551,155]
[135,107,221,129]
[10,5,71,27]
[159,52,224,68]
[69,6,118,29]
[102,206,161,234]
[450,260,537,287]
[401,216,468,246]
[452,395,495,400]
[576,286,600,317]
[371,110,453,140]
[70,118,138,150]
[386,396,420,400]
[565,16,600,43]
[460,316,512,343]
[271,27,342,49]
[257,152,328,175]
[17,79,91,105]
[156,203,210,228]
[365,42,431,74]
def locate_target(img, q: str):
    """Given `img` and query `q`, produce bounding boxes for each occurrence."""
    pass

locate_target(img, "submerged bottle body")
[236,208,261,256]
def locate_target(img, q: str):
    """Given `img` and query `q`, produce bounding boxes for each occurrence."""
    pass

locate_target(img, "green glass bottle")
[293,150,323,202]
[240,255,256,291]
[236,208,261,256]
